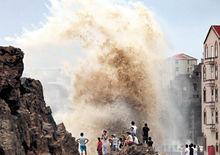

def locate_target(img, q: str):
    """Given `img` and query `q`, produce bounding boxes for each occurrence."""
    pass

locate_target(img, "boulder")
[0,46,79,155]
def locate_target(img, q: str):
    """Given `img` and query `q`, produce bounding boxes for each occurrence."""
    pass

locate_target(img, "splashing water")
[13,0,178,152]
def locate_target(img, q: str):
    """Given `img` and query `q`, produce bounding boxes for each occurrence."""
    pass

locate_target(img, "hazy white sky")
[0,0,219,60]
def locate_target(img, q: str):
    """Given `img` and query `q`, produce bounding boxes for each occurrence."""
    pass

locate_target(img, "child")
[112,134,119,151]
[76,133,89,155]
[97,137,103,155]
[147,137,153,147]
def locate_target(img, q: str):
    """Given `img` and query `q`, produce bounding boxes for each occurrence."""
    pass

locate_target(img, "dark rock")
[0,46,79,155]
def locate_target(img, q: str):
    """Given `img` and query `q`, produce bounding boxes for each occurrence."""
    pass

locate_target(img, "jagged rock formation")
[116,145,158,155]
[0,46,79,155]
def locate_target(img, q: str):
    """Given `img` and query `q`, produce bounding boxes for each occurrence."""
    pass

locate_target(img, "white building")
[167,53,197,81]
[202,25,220,155]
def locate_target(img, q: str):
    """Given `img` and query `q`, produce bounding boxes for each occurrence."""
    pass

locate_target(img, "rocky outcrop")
[117,145,157,155]
[0,46,79,155]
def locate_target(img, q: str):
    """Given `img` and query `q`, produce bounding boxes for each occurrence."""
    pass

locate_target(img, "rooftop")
[213,25,220,37]
[204,25,220,43]
[172,53,197,60]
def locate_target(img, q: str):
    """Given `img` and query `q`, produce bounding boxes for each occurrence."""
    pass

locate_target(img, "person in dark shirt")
[189,143,194,155]
[142,123,150,144]
[147,137,153,147]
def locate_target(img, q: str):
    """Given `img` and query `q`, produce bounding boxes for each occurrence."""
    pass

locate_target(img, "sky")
[0,0,219,60]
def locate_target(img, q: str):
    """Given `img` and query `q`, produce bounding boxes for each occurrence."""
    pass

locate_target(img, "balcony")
[204,101,215,109]
[205,81,215,87]
[210,124,216,132]
[205,57,215,65]
[204,75,216,83]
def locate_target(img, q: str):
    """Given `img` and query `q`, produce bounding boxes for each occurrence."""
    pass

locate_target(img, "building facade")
[202,25,220,155]
[167,54,202,143]
[168,53,197,79]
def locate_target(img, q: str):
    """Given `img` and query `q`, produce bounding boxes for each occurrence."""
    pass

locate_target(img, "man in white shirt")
[193,145,198,155]
[185,144,190,155]
[131,121,137,136]
[76,133,89,155]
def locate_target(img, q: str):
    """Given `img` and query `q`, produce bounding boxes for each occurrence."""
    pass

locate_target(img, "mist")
[10,0,186,151]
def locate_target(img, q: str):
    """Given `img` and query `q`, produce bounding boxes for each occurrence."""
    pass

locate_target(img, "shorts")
[80,145,87,152]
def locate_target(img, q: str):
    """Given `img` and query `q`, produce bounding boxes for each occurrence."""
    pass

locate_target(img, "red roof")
[172,53,197,60]
[204,25,220,43]
[213,25,220,37]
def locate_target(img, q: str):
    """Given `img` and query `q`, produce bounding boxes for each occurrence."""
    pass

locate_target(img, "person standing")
[112,134,119,151]
[97,137,103,155]
[76,133,89,155]
[189,144,194,155]
[185,144,189,155]
[193,145,198,155]
[131,121,137,136]
[101,130,108,155]
[142,123,150,144]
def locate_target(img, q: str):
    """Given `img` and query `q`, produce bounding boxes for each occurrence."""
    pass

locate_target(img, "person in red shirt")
[97,137,103,155]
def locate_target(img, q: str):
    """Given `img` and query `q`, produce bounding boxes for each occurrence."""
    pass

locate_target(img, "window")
[204,110,207,124]
[203,66,206,80]
[216,110,218,124]
[216,143,219,152]
[176,67,179,72]
[204,137,207,151]
[216,64,218,79]
[215,41,218,57]
[203,88,206,102]
[215,87,218,102]
[187,68,189,72]
[216,132,219,140]
[175,60,179,64]
[212,46,214,58]
[187,60,190,64]
[212,87,214,96]
[211,65,214,73]
[205,45,208,58]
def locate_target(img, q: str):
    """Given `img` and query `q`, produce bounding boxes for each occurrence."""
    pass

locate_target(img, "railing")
[204,76,215,82]
[210,124,216,132]
[205,82,215,87]
[205,57,215,62]
[204,101,215,109]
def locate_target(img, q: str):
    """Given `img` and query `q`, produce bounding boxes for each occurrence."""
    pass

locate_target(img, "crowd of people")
[76,121,154,155]
[184,143,200,155]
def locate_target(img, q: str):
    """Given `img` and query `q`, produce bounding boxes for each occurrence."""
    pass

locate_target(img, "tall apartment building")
[202,25,220,155]
[167,54,202,143]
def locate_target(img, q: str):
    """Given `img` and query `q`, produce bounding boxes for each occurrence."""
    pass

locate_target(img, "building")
[202,25,220,155]
[189,64,203,144]
[168,53,197,79]
[166,53,202,144]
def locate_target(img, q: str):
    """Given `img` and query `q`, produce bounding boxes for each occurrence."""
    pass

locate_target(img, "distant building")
[165,52,203,144]
[202,25,220,155]
[169,63,202,144]
[168,53,197,78]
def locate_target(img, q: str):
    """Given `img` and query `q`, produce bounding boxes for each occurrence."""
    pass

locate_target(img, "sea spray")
[13,0,180,151]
